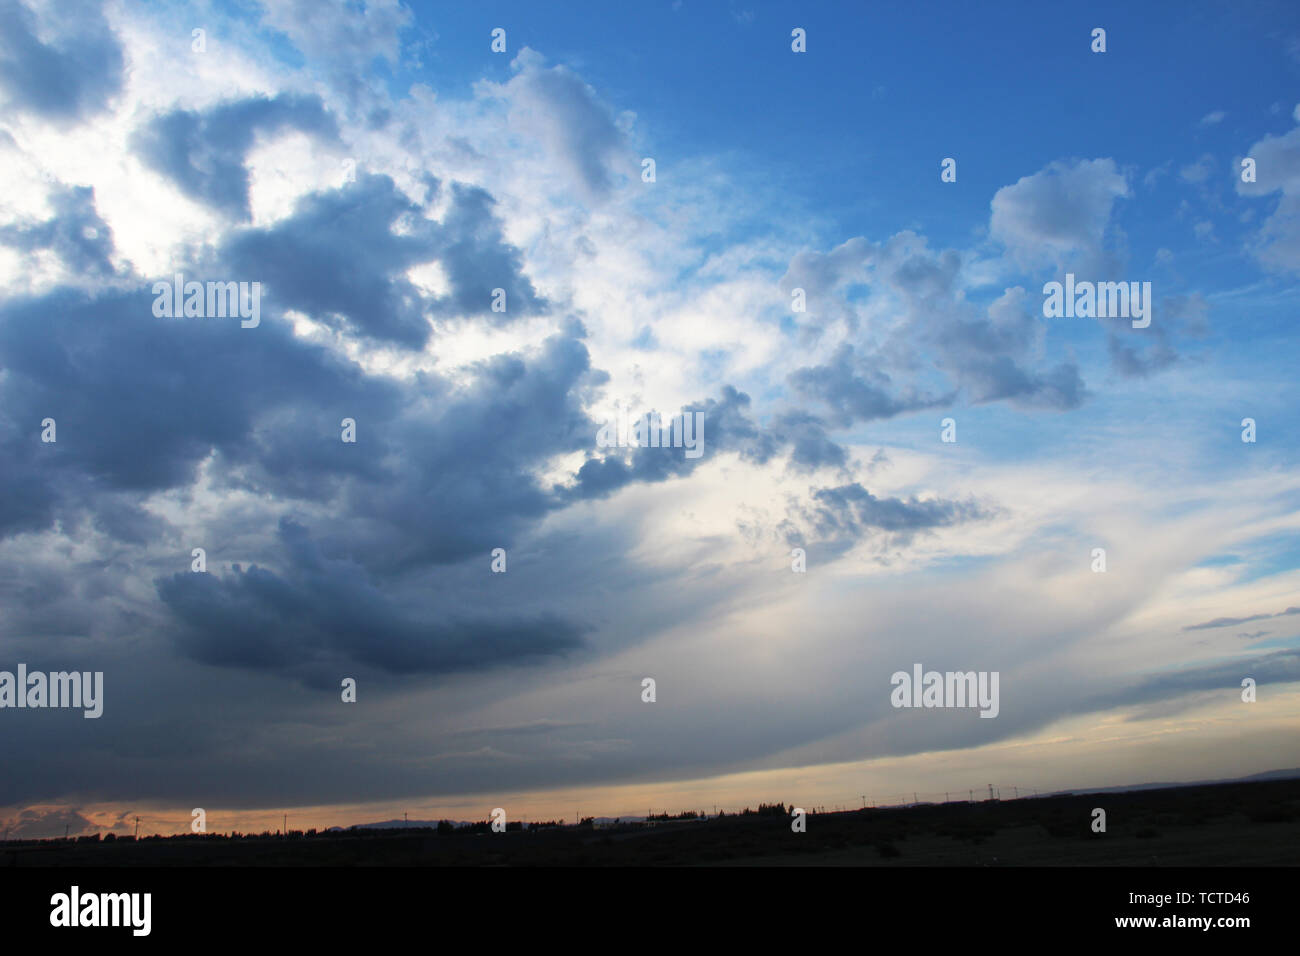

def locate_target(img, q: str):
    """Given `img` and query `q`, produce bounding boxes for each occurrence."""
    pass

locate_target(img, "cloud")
[1107,334,1178,378]
[990,158,1129,273]
[1086,648,1300,711]
[788,344,951,424]
[0,183,117,277]
[785,481,991,554]
[0,805,98,839]
[221,173,546,347]
[2,0,1296,822]
[131,93,340,220]
[1183,606,1300,631]
[783,234,1088,410]
[1237,113,1300,275]
[0,0,123,122]
[156,519,586,678]
[1198,110,1227,127]
[488,48,631,203]
[256,0,412,112]
[1179,154,1214,184]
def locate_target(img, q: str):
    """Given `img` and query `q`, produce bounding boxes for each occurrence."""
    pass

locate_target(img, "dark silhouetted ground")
[6,779,1298,866]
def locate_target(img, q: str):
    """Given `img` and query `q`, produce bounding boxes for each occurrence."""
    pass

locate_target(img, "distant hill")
[349,819,459,830]
[1047,768,1300,797]
[347,815,648,830]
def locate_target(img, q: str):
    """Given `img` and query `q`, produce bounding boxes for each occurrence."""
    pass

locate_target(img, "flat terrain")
[6,779,1299,866]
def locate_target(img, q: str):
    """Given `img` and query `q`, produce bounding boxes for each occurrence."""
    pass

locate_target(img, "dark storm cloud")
[0,177,597,676]
[320,329,606,573]
[156,519,585,676]
[221,174,546,348]
[0,0,123,121]
[0,285,400,518]
[0,183,116,276]
[131,92,340,220]
[0,281,601,678]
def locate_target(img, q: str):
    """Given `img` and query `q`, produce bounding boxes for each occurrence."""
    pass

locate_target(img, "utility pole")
[945,792,950,804]
[1014,786,1019,799]
[988,784,994,801]
[861,795,866,809]
[404,811,408,827]
[969,789,974,802]
[134,816,140,839]
[283,814,287,836]
[913,792,918,805]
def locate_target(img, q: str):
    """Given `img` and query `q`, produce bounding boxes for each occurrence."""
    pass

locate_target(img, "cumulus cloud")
[1237,113,1300,275]
[0,183,117,276]
[789,344,952,424]
[486,48,632,203]
[0,0,123,121]
[785,481,992,555]
[990,158,1130,274]
[257,0,412,113]
[220,173,546,347]
[782,232,1088,412]
[131,93,340,220]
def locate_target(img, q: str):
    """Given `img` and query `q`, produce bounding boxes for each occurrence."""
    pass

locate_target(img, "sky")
[1,0,1299,838]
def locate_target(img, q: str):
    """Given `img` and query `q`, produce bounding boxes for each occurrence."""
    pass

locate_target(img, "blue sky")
[0,0,1298,836]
